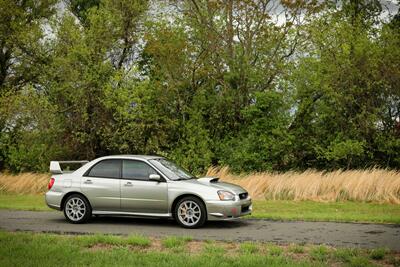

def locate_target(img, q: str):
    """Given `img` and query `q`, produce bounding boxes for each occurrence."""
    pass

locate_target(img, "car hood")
[180,177,247,194]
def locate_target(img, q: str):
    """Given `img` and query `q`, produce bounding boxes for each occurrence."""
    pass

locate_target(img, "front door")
[120,160,168,214]
[81,159,121,211]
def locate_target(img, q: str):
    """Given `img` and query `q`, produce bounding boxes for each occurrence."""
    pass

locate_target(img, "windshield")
[149,158,195,180]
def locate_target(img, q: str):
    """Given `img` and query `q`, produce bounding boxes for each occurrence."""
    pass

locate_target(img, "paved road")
[0,210,399,250]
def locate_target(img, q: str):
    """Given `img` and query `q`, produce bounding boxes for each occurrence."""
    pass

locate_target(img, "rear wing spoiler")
[50,160,89,174]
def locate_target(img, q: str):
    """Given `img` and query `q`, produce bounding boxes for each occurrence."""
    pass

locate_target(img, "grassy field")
[1,231,399,267]
[0,193,51,211]
[1,193,399,224]
[208,167,400,203]
[1,170,399,224]
[2,169,400,203]
[0,172,49,194]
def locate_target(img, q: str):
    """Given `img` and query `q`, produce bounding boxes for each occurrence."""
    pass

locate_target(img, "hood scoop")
[197,177,220,184]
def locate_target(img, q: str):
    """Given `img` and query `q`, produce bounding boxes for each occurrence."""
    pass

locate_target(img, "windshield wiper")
[175,177,196,181]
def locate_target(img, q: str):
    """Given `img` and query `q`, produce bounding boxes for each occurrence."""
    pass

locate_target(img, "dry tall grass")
[0,172,50,194]
[207,167,400,204]
[1,169,400,203]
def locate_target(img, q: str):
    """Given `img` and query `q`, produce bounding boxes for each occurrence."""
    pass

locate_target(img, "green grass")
[240,242,259,254]
[76,234,151,247]
[0,231,316,267]
[161,236,192,249]
[333,248,360,263]
[348,256,375,267]
[1,193,400,224]
[288,244,305,254]
[247,200,400,224]
[266,244,284,256]
[369,248,389,260]
[203,242,226,255]
[0,193,51,211]
[310,245,329,262]
[0,231,397,267]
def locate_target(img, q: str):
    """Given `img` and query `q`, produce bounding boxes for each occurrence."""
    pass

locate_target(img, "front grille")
[239,192,248,200]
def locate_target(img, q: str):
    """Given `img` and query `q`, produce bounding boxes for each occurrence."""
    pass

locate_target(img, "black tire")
[63,194,92,224]
[174,196,207,229]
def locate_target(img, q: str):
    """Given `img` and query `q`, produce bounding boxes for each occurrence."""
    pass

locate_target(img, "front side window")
[122,160,157,180]
[87,159,121,178]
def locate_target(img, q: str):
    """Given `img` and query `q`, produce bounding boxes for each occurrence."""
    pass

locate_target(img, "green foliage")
[322,139,367,169]
[218,91,293,172]
[0,88,63,172]
[171,111,214,174]
[0,0,56,92]
[66,0,100,25]
[369,248,389,260]
[288,2,400,170]
[0,0,399,173]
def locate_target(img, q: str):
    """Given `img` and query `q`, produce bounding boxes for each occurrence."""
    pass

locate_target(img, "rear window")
[87,159,121,178]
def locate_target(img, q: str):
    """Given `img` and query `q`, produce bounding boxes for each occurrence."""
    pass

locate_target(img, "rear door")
[81,159,121,211]
[120,160,168,214]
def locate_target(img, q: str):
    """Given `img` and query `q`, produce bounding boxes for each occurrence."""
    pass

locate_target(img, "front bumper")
[206,197,252,220]
[45,191,63,210]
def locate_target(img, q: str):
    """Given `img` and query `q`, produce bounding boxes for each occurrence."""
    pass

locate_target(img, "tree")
[0,88,63,172]
[0,0,56,92]
[66,0,100,26]
[0,0,399,173]
[0,0,57,170]
[42,0,149,159]
[289,0,400,169]
[219,90,293,172]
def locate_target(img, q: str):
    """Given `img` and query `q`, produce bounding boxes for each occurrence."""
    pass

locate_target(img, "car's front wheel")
[174,196,206,228]
[63,194,92,224]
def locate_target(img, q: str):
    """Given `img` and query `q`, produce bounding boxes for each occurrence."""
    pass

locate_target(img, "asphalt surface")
[0,210,399,250]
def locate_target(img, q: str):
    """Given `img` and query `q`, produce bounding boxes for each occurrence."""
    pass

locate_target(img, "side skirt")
[92,210,172,218]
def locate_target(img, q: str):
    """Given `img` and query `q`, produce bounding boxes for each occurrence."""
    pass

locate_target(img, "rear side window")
[122,160,157,180]
[87,159,121,178]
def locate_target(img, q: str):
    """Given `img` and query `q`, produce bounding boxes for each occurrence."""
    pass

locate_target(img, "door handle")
[124,182,133,187]
[84,179,92,184]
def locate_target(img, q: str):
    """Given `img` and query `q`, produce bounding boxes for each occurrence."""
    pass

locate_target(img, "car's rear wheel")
[63,194,91,224]
[175,196,206,228]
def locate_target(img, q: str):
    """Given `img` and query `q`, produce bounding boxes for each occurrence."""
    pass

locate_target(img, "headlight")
[218,190,235,201]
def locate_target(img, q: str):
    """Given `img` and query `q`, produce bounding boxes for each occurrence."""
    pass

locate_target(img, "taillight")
[48,178,55,190]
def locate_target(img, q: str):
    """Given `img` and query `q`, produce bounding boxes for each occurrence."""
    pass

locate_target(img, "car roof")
[96,155,164,161]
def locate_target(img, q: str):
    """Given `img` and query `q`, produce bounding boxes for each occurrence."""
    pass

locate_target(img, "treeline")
[0,0,399,173]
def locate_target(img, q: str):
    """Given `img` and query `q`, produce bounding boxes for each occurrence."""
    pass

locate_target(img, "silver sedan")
[45,155,252,228]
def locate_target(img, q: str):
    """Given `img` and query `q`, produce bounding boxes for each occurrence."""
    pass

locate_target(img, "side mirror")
[149,174,161,182]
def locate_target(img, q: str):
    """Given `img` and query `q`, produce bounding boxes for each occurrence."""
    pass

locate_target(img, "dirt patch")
[148,238,163,252]
[220,241,239,256]
[187,241,204,254]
